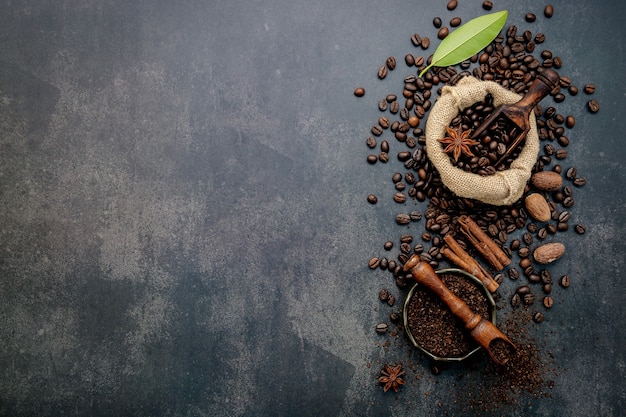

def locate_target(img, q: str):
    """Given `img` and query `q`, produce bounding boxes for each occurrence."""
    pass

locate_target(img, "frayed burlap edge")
[425,76,539,206]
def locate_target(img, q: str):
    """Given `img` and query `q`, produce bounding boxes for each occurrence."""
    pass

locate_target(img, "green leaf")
[419,10,508,77]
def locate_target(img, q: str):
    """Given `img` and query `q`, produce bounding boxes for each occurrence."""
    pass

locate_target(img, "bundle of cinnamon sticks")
[440,215,511,293]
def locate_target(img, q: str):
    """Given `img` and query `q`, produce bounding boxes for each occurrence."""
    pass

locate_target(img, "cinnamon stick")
[442,234,499,293]
[458,215,511,271]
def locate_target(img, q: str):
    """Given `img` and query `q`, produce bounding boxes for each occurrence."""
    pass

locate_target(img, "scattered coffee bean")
[583,83,596,94]
[438,27,449,39]
[411,33,422,47]
[354,87,365,97]
[574,224,586,234]
[560,275,571,288]
[446,0,457,11]
[368,257,380,269]
[367,194,378,204]
[543,296,554,308]
[375,322,389,334]
[511,293,521,307]
[573,177,587,187]
[450,17,462,27]
[482,1,493,10]
[393,192,407,203]
[386,56,397,71]
[525,13,536,23]
[379,152,389,163]
[377,65,388,80]
[387,295,396,306]
[544,5,554,18]
[421,37,430,49]
[367,154,378,164]
[405,54,415,67]
[533,312,545,323]
[587,99,600,113]
[379,288,390,301]
[396,213,411,225]
[433,17,442,28]
[565,115,576,128]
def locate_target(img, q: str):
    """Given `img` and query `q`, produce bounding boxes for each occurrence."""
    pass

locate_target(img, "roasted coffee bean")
[378,99,388,112]
[400,242,412,254]
[511,293,521,307]
[393,192,406,204]
[367,194,378,204]
[379,258,388,270]
[520,257,532,269]
[413,243,424,254]
[354,87,365,97]
[544,5,554,18]
[389,311,400,322]
[568,85,579,95]
[560,275,571,288]
[519,247,530,258]
[421,37,430,49]
[566,166,577,180]
[368,257,380,269]
[535,33,545,43]
[410,211,422,221]
[533,312,545,323]
[400,234,413,244]
[543,296,554,308]
[433,17,442,28]
[537,228,548,239]
[523,232,533,245]
[437,27,449,39]
[392,172,402,183]
[494,273,504,285]
[380,140,389,153]
[371,125,383,136]
[388,260,397,271]
[367,154,378,164]
[411,33,422,47]
[555,149,568,159]
[523,293,535,305]
[446,0,457,11]
[583,83,596,94]
[386,93,397,103]
[386,56,397,70]
[394,182,406,191]
[574,224,586,234]
[397,151,411,161]
[377,65,388,80]
[565,115,576,128]
[366,136,377,149]
[405,54,415,67]
[483,0,493,10]
[379,117,390,129]
[525,13,536,22]
[389,101,400,114]
[378,288,390,301]
[396,213,411,225]
[450,17,462,27]
[375,323,389,334]
[541,269,553,284]
[587,99,600,113]
[563,196,574,208]
[387,295,396,306]
[378,152,389,163]
[516,285,531,295]
[383,241,393,251]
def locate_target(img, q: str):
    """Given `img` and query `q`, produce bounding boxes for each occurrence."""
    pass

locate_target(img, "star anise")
[378,364,406,393]
[437,126,479,162]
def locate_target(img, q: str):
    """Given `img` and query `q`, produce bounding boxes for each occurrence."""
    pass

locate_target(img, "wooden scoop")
[404,255,516,365]
[471,68,560,168]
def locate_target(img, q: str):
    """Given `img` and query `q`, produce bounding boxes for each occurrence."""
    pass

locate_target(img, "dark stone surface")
[0,0,624,416]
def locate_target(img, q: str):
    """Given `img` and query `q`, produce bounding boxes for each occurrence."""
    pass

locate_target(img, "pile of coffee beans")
[364,10,597,326]
[360,3,599,405]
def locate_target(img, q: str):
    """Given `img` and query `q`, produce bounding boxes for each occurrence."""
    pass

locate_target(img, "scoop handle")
[404,255,482,331]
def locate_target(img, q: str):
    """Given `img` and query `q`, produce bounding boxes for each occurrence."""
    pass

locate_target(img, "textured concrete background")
[0,0,624,416]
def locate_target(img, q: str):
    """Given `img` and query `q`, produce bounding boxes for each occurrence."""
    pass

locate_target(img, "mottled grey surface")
[0,0,624,416]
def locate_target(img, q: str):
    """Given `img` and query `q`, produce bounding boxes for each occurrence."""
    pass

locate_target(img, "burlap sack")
[425,76,539,206]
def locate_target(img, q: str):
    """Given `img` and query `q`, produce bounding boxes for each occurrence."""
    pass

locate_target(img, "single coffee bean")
[544,5,554,18]
[433,17,442,28]
[535,33,545,43]
[404,54,415,67]
[379,258,388,270]
[367,154,378,164]
[391,172,402,183]
[354,87,365,97]
[511,293,521,307]
[397,151,411,161]
[378,152,389,163]
[366,136,377,149]
[409,211,422,221]
[583,83,596,94]
[563,196,574,208]
[378,288,390,301]
[573,177,587,187]
[587,99,600,113]
[393,192,407,203]
[543,296,554,308]
[387,295,396,306]
[516,285,531,295]
[568,85,579,95]
[541,269,553,284]
[375,323,389,334]
[566,166,577,180]
[396,213,411,225]
[377,65,388,80]
[565,115,576,128]
[421,37,430,49]
[523,293,535,305]
[386,93,397,103]
[574,224,586,234]
[379,117,390,129]
[389,101,400,114]
[368,257,380,269]
[450,17,462,27]
[483,0,493,10]
[438,27,449,39]
[555,149,568,159]
[380,140,390,153]
[386,56,397,70]
[390,311,400,322]
[446,0,458,11]
[560,275,571,288]
[367,194,378,204]
[371,125,383,136]
[383,241,393,251]
[508,268,520,280]
[525,13,536,22]
[411,33,422,47]
[533,312,545,323]
[378,99,388,112]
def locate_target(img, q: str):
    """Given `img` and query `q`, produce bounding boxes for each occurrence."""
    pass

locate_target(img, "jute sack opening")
[425,76,539,206]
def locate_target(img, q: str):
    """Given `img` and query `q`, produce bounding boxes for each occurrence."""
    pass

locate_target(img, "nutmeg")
[531,171,563,191]
[533,242,565,264]
[525,193,551,222]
